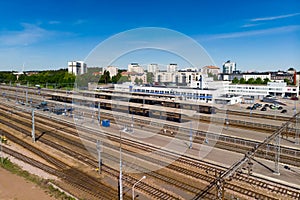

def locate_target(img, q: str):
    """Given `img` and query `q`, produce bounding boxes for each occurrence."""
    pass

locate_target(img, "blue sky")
[0,0,299,71]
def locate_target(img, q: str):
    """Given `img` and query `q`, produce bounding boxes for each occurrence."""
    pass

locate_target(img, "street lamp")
[132,176,146,200]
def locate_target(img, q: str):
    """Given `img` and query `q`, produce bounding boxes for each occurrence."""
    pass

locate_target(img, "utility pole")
[96,140,102,174]
[32,109,35,143]
[189,120,193,149]
[296,114,299,145]
[225,112,229,130]
[119,131,123,200]
[15,85,17,103]
[0,134,2,164]
[98,102,101,124]
[215,170,224,200]
[26,82,28,106]
[274,134,281,175]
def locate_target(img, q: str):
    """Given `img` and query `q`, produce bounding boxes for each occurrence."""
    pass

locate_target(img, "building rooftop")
[204,65,220,69]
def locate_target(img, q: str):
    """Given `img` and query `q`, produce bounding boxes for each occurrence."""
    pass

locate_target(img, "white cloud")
[0,23,51,46]
[251,12,300,22]
[0,23,73,46]
[202,25,300,40]
[241,23,263,28]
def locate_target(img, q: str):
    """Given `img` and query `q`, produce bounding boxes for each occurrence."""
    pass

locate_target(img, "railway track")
[4,93,299,168]
[0,105,208,199]
[0,130,117,199]
[3,87,297,141]
[0,108,182,199]
[1,103,299,199]
[1,85,292,126]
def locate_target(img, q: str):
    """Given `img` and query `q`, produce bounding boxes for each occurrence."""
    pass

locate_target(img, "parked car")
[278,106,283,110]
[281,109,287,113]
[246,106,252,109]
[254,103,262,108]
[261,107,267,111]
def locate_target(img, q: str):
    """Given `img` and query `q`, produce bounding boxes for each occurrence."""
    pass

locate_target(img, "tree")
[0,72,17,84]
[147,72,154,83]
[239,77,246,84]
[263,78,270,84]
[99,70,110,84]
[255,77,263,85]
[232,77,239,84]
[208,72,218,81]
[76,67,101,88]
[111,72,122,83]
[284,78,291,85]
[134,77,139,85]
[118,76,129,83]
[247,78,255,84]
[288,67,295,71]
[138,78,143,85]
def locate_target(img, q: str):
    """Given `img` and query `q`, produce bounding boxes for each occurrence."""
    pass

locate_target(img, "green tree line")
[232,77,294,85]
[232,77,270,84]
[0,69,76,88]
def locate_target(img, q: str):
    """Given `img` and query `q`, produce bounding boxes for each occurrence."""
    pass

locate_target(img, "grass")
[0,157,78,200]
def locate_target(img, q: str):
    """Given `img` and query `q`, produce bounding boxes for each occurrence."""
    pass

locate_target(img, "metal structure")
[96,140,102,174]
[31,109,35,142]
[296,114,299,145]
[119,131,123,200]
[15,86,17,103]
[274,134,281,175]
[225,112,229,130]
[25,83,28,106]
[189,120,193,149]
[192,112,300,200]
[132,175,146,200]
[0,134,2,163]
[98,102,101,123]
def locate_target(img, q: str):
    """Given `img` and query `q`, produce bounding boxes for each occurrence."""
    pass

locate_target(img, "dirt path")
[0,168,56,200]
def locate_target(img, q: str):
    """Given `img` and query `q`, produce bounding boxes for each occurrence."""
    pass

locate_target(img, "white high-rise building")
[105,66,118,77]
[128,63,144,73]
[68,61,87,76]
[222,60,236,74]
[167,63,178,73]
[147,63,159,73]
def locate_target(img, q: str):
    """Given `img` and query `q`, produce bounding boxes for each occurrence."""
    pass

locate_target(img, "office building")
[105,66,118,77]
[68,61,87,76]
[147,64,159,73]
[128,63,144,73]
[167,63,178,73]
[222,60,236,74]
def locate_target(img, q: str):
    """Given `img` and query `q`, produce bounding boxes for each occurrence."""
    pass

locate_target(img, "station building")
[114,80,298,105]
[225,82,299,99]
